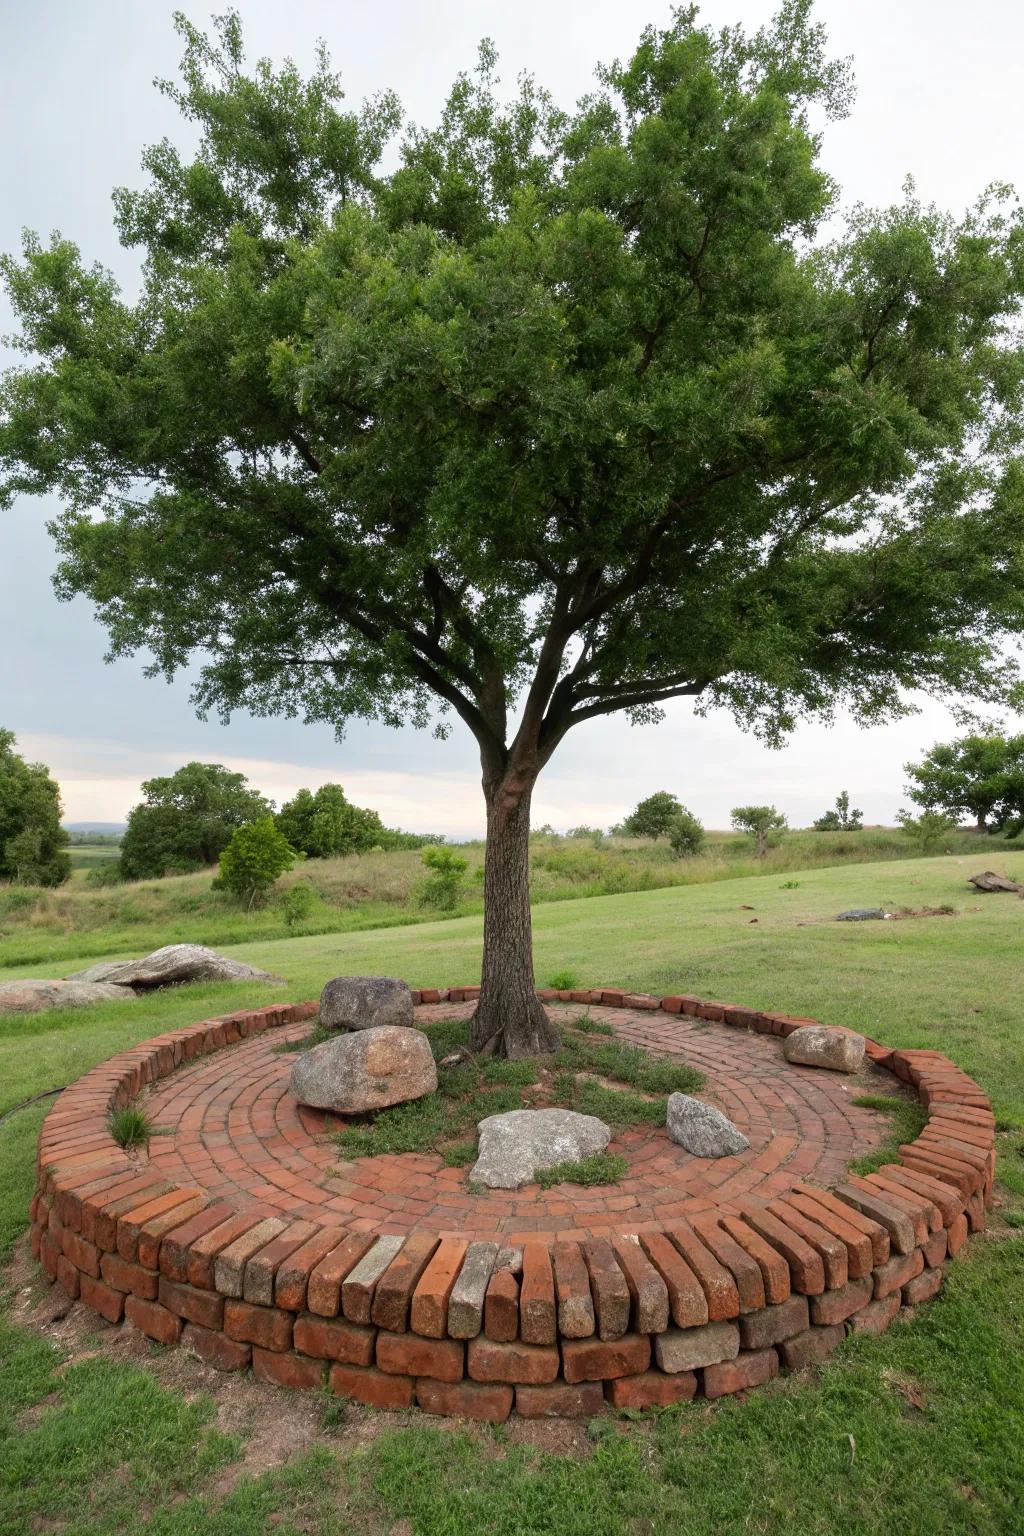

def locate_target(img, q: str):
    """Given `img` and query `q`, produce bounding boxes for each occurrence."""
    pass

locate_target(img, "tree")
[895,807,957,853]
[418,845,469,909]
[905,734,1024,832]
[120,762,272,878]
[732,805,788,858]
[5,9,1024,1054]
[0,729,70,886]
[668,808,705,858]
[623,792,684,841]
[812,790,864,831]
[276,783,385,858]
[214,817,296,906]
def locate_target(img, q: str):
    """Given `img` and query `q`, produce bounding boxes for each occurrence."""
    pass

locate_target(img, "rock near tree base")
[319,975,413,1031]
[289,1025,438,1113]
[470,1109,612,1190]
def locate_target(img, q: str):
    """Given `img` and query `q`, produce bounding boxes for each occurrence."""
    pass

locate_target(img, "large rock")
[66,944,279,989]
[967,870,1022,893]
[289,1025,437,1113]
[836,908,889,922]
[319,975,413,1031]
[0,978,135,1015]
[666,1094,749,1158]
[784,1025,865,1074]
[470,1108,612,1191]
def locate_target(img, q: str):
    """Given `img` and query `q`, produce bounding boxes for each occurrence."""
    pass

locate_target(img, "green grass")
[3,850,1024,1532]
[536,1151,630,1188]
[850,1094,930,1176]
[106,1104,153,1149]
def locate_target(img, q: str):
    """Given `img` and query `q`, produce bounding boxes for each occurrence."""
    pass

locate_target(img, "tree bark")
[470,776,560,1058]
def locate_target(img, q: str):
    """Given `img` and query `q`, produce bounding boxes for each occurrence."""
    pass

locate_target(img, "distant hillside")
[63,822,127,834]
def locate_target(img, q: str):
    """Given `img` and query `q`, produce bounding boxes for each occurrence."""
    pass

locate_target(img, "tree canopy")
[732,804,787,857]
[623,792,685,840]
[0,729,70,886]
[905,733,1024,832]
[4,3,1024,1051]
[812,789,863,831]
[119,761,272,878]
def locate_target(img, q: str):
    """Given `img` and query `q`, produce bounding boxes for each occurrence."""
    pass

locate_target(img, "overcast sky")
[2,0,1022,834]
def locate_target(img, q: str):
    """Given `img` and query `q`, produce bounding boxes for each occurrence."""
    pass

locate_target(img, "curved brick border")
[30,988,994,1420]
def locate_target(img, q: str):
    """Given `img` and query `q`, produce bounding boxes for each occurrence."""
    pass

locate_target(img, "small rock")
[836,909,888,922]
[0,978,135,1015]
[967,870,1022,893]
[319,975,413,1031]
[470,1109,612,1191]
[783,1025,865,1074]
[67,944,279,988]
[289,1025,437,1113]
[666,1095,749,1158]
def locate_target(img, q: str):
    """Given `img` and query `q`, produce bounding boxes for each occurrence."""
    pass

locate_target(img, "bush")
[418,845,469,910]
[278,882,319,927]
[622,791,683,840]
[547,968,579,990]
[86,860,122,887]
[731,804,787,857]
[813,790,863,831]
[213,817,297,907]
[668,808,705,857]
[895,807,958,853]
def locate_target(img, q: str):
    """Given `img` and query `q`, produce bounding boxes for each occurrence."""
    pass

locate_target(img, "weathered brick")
[691,1217,766,1313]
[552,1242,596,1339]
[779,1324,845,1370]
[136,1196,208,1270]
[377,1331,464,1383]
[606,1369,698,1409]
[215,1219,288,1299]
[307,1232,377,1316]
[243,1220,320,1306]
[966,1191,987,1233]
[903,1266,944,1306]
[765,1196,850,1285]
[159,1202,237,1282]
[873,1247,924,1299]
[467,1336,560,1385]
[737,1203,825,1294]
[845,1292,901,1336]
[612,1236,670,1332]
[253,1347,325,1390]
[410,1239,468,1338]
[158,1275,224,1331]
[293,1312,376,1366]
[483,1267,520,1342]
[653,1321,739,1373]
[274,1226,347,1311]
[186,1211,268,1290]
[562,1331,651,1384]
[80,1272,125,1323]
[857,1175,932,1242]
[666,1223,740,1320]
[371,1233,439,1332]
[516,1381,605,1418]
[519,1243,557,1344]
[100,1251,159,1299]
[793,1185,890,1265]
[738,1294,809,1350]
[581,1238,631,1341]
[718,1215,791,1304]
[639,1232,708,1327]
[809,1276,873,1327]
[342,1234,406,1324]
[116,1189,204,1262]
[781,1193,874,1279]
[39,1229,60,1279]
[946,1212,969,1256]
[877,1166,963,1227]
[448,1242,500,1339]
[832,1185,915,1255]
[923,1228,948,1268]
[417,1379,513,1422]
[125,1295,182,1345]
[182,1322,251,1371]
[62,1228,101,1278]
[704,1348,779,1399]
[330,1363,413,1410]
[55,1254,80,1300]
[224,1298,294,1352]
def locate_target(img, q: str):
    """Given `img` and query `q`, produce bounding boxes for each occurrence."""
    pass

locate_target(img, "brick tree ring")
[31,987,994,1419]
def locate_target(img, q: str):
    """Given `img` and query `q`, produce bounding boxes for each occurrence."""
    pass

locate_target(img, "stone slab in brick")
[581,1238,630,1341]
[410,1239,468,1338]
[125,1295,182,1345]
[244,1220,320,1306]
[718,1215,791,1304]
[448,1241,499,1339]
[342,1234,406,1324]
[215,1218,288,1298]
[182,1322,251,1371]
[552,1242,596,1339]
[606,1370,698,1409]
[158,1275,224,1331]
[562,1332,651,1384]
[639,1232,708,1327]
[376,1332,464,1383]
[738,1294,809,1351]
[903,1266,944,1306]
[612,1236,670,1333]
[417,1379,513,1422]
[809,1276,873,1327]
[704,1348,779,1399]
[330,1362,413,1410]
[371,1232,439,1332]
[516,1381,605,1418]
[224,1298,294,1352]
[873,1247,924,1299]
[294,1313,376,1367]
[653,1320,739,1373]
[483,1267,519,1342]
[253,1347,325,1391]
[307,1232,377,1316]
[519,1243,557,1345]
[467,1336,560,1385]
[846,1292,901,1336]
[666,1222,740,1320]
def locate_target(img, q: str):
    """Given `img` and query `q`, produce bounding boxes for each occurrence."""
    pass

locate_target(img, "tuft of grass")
[569,1010,615,1035]
[555,1032,703,1097]
[850,1093,929,1176]
[536,1151,629,1188]
[574,1078,668,1127]
[107,1105,153,1149]
[441,1140,477,1167]
[547,968,579,990]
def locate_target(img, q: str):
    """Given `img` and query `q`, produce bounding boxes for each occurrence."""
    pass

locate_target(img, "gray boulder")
[289,1025,437,1113]
[783,1024,866,1074]
[836,908,889,922]
[666,1094,749,1158]
[470,1108,612,1190]
[66,944,279,989]
[967,870,1022,893]
[0,978,135,1015]
[319,974,413,1031]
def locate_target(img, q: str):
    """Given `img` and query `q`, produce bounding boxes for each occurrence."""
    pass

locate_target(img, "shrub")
[731,804,788,857]
[547,968,579,990]
[213,817,297,907]
[622,791,683,840]
[895,807,958,853]
[418,845,468,910]
[108,1106,153,1148]
[667,808,705,857]
[86,860,122,887]
[278,882,319,927]
[813,790,864,831]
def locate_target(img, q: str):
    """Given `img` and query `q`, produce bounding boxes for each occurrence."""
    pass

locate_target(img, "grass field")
[2,852,1023,1534]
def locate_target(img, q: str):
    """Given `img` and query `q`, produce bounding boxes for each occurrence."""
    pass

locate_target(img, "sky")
[1,0,1023,835]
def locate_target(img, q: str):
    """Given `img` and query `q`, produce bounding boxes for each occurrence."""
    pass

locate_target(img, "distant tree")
[418,845,469,910]
[668,808,705,858]
[624,793,684,841]
[905,734,1024,833]
[0,729,70,886]
[276,783,383,858]
[812,790,863,831]
[214,817,296,906]
[895,807,958,853]
[120,762,271,879]
[732,804,788,858]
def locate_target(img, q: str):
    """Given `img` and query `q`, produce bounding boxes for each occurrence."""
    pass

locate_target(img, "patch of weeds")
[570,1010,615,1036]
[107,1105,153,1149]
[334,1085,522,1160]
[318,1389,347,1431]
[551,1069,575,1105]
[547,968,579,990]
[556,1032,702,1096]
[271,1022,333,1053]
[575,1078,668,1127]
[850,1093,929,1176]
[780,879,801,888]
[1002,1210,1024,1229]
[481,1057,538,1088]
[442,1140,477,1167]
[536,1151,629,1188]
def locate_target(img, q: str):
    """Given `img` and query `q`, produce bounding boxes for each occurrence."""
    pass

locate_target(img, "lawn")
[2,851,1023,1534]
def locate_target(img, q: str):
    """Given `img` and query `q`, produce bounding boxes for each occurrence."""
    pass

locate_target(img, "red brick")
[562,1331,651,1384]
[581,1238,631,1341]
[832,1185,915,1255]
[158,1275,224,1330]
[923,1228,948,1268]
[224,1298,294,1351]
[55,1254,80,1300]
[858,1175,934,1242]
[738,1294,809,1350]
[275,1226,347,1311]
[793,1185,890,1266]
[766,1192,853,1281]
[877,1166,963,1227]
[410,1239,468,1338]
[182,1322,251,1371]
[294,1312,376,1366]
[62,1228,101,1278]
[330,1362,413,1409]
[606,1370,698,1409]
[520,1243,557,1345]
[343,1234,406,1324]
[552,1241,596,1339]
[846,1293,900,1336]
[809,1276,873,1326]
[484,1268,520,1342]
[516,1381,605,1418]
[187,1211,268,1290]
[467,1336,560,1385]
[447,1241,499,1338]
[100,1251,159,1299]
[691,1217,766,1313]
[136,1196,209,1270]
[779,1324,845,1370]
[253,1347,325,1390]
[781,1193,874,1279]
[873,1247,924,1299]
[666,1223,740,1320]
[307,1232,377,1316]
[244,1220,320,1306]
[719,1215,791,1304]
[737,1204,825,1294]
[215,1218,288,1298]
[80,1272,125,1323]
[639,1232,708,1327]
[703,1348,779,1399]
[966,1191,987,1233]
[612,1237,670,1333]
[159,1202,237,1281]
[39,1229,60,1279]
[418,1379,513,1422]
[898,1149,976,1199]
[377,1331,464,1383]
[903,1266,944,1306]
[125,1295,182,1345]
[371,1233,439,1333]
[116,1189,204,1262]
[946,1212,969,1256]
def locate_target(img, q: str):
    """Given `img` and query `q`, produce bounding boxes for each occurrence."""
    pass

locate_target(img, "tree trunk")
[976,813,987,833]
[470,777,560,1058]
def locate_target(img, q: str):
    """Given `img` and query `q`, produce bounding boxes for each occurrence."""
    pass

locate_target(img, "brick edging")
[29,988,995,1420]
